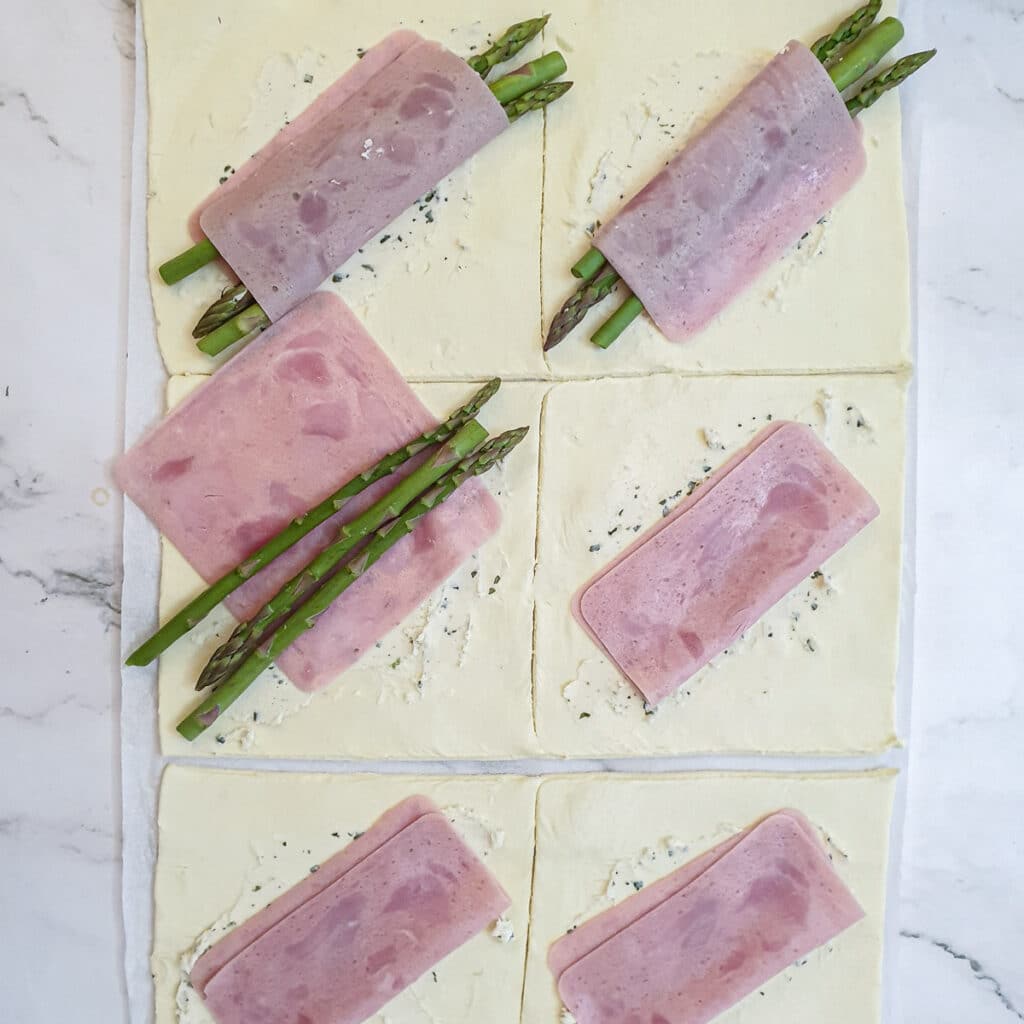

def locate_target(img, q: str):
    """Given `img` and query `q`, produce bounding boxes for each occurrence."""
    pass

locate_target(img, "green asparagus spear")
[846,49,937,115]
[811,1,882,64]
[503,80,573,122]
[193,419,488,690]
[196,303,270,356]
[591,294,644,349]
[159,238,220,285]
[572,248,607,280]
[177,427,528,740]
[468,15,549,77]
[193,283,255,339]
[125,379,502,667]
[489,51,567,104]
[544,268,620,350]
[827,17,905,92]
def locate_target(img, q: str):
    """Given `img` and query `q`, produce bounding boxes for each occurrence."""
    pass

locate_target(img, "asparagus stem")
[124,379,502,667]
[503,80,573,121]
[193,419,488,691]
[489,51,567,104]
[196,303,271,356]
[193,283,255,339]
[468,15,550,77]
[846,49,937,115]
[572,248,606,280]
[545,269,621,350]
[591,294,643,349]
[827,17,904,93]
[177,427,528,740]
[811,1,882,64]
[159,238,220,284]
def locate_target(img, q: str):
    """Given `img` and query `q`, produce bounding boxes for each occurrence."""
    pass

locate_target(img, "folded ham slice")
[193,796,510,1024]
[574,422,878,705]
[115,291,500,693]
[595,41,866,343]
[199,32,508,323]
[549,810,864,1024]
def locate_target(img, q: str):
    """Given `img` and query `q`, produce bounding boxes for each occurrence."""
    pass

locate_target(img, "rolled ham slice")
[574,422,878,706]
[193,795,510,1024]
[549,810,864,1024]
[200,34,508,323]
[115,291,500,693]
[595,41,867,343]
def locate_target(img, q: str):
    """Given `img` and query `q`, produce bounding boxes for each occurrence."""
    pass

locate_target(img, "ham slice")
[115,291,500,693]
[549,810,864,1024]
[199,34,508,323]
[574,422,878,706]
[193,796,510,1024]
[595,41,866,343]
[188,31,423,240]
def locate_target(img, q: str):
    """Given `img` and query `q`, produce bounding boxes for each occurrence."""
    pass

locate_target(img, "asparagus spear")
[591,294,644,349]
[193,283,254,338]
[504,80,574,122]
[468,15,549,77]
[544,268,620,350]
[489,51,567,104]
[125,379,502,666]
[827,17,905,92]
[811,0,882,64]
[177,427,528,741]
[194,418,488,690]
[572,248,606,279]
[159,237,220,285]
[197,302,270,357]
[846,49,937,115]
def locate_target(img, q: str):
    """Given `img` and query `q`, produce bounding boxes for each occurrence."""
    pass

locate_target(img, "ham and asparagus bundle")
[158,15,572,357]
[118,295,526,741]
[545,2,936,350]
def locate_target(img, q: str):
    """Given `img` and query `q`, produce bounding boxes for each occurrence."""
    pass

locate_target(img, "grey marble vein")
[0,553,121,623]
[0,85,90,166]
[902,931,1024,1020]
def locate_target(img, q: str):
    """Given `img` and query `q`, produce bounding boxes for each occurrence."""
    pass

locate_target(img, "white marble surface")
[1,0,1021,1020]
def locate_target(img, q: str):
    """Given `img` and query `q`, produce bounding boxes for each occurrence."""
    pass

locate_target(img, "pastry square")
[534,372,908,756]
[143,0,547,378]
[153,767,539,1024]
[523,771,896,1023]
[541,0,910,377]
[156,378,544,759]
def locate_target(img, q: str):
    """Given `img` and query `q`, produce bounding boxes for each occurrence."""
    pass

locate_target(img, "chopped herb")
[632,880,644,891]
[360,263,375,273]
[331,272,345,283]
[493,575,501,585]
[253,884,262,892]
[390,657,402,669]
[303,73,314,83]
[589,544,601,553]
[379,234,391,243]
[215,734,226,744]
[310,864,320,873]
[578,711,591,719]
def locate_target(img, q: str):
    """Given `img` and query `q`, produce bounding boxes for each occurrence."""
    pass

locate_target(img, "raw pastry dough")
[143,0,909,381]
[142,0,547,378]
[541,0,910,377]
[534,373,908,756]
[156,378,545,759]
[152,767,539,1024]
[522,771,896,1024]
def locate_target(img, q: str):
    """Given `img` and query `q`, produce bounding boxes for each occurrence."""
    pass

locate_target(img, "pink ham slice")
[574,422,878,706]
[115,291,500,693]
[188,31,423,240]
[549,810,864,1024]
[595,42,866,343]
[193,795,510,1024]
[199,34,508,323]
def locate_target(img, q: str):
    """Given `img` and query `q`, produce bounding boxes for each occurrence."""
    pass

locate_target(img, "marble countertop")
[2,0,1021,1020]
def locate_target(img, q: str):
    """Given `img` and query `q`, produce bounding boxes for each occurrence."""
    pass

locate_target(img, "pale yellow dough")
[143,0,909,380]
[542,0,910,377]
[142,0,548,379]
[534,373,909,756]
[153,767,540,1024]
[157,377,545,759]
[523,771,896,1024]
